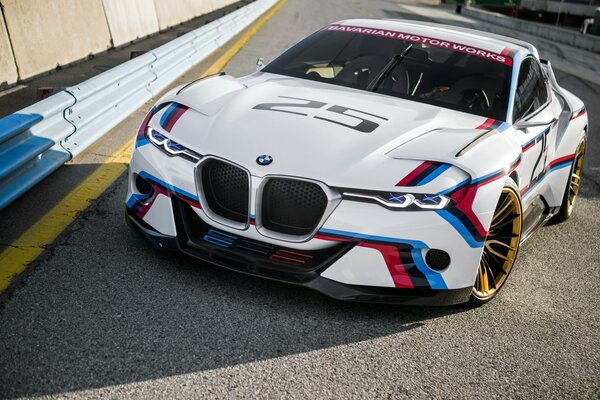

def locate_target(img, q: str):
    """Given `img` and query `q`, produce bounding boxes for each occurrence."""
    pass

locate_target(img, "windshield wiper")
[367,44,413,92]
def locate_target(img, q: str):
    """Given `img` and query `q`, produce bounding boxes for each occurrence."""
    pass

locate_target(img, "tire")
[552,136,586,223]
[468,177,522,307]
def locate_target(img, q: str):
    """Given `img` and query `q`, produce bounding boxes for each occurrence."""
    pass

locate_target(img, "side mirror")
[256,57,264,71]
[514,117,557,132]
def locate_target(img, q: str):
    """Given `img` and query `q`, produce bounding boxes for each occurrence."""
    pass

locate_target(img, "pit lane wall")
[0,0,242,88]
[0,0,279,211]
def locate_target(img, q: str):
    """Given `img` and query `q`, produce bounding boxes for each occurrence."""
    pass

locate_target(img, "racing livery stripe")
[325,24,513,66]
[521,125,551,153]
[160,103,189,132]
[520,153,575,196]
[396,161,450,187]
[435,154,521,247]
[547,153,575,169]
[126,171,200,219]
[571,106,586,120]
[135,105,159,148]
[471,154,521,187]
[315,228,447,290]
[357,243,416,288]
[437,184,487,248]
[476,118,511,132]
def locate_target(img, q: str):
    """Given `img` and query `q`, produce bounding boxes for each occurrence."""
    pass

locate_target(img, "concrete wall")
[0,0,239,85]
[102,0,160,47]
[152,0,237,30]
[0,8,18,89]
[464,6,600,53]
[1,0,112,80]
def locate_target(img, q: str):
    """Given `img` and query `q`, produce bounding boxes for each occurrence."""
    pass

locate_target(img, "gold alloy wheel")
[567,139,586,212]
[472,187,522,301]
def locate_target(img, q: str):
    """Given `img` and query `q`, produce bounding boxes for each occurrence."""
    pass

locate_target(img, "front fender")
[390,127,521,249]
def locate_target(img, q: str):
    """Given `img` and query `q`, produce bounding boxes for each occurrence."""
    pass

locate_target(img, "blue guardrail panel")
[0,113,43,144]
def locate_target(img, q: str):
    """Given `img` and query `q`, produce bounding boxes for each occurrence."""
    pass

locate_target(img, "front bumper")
[126,198,471,306]
[125,137,507,305]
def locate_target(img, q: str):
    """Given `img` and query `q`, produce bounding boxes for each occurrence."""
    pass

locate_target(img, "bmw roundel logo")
[256,154,273,166]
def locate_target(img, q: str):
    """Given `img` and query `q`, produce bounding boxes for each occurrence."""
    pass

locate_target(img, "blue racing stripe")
[438,178,469,196]
[521,160,572,197]
[138,171,199,202]
[318,227,426,248]
[417,163,451,186]
[497,122,511,132]
[471,167,504,185]
[159,103,179,128]
[135,137,149,148]
[435,210,485,248]
[203,235,233,248]
[411,249,447,289]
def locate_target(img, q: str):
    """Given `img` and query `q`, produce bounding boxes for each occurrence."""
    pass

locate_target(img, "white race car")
[126,19,588,306]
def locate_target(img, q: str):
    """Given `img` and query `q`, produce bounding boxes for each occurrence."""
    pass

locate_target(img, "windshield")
[262,26,513,120]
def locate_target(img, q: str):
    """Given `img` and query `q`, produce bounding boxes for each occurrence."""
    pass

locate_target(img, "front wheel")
[469,178,523,306]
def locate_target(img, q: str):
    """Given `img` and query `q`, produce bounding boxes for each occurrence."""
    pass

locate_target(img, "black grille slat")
[261,179,328,236]
[201,159,249,224]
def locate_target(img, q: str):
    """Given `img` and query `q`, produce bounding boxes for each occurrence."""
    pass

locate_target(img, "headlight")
[342,191,451,210]
[146,127,201,162]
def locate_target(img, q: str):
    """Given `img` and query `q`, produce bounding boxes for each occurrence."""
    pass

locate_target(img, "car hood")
[156,74,492,190]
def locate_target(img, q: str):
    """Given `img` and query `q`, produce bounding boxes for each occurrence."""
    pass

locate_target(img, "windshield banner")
[325,24,513,66]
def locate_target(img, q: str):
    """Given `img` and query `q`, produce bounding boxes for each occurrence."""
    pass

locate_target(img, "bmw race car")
[126,19,588,306]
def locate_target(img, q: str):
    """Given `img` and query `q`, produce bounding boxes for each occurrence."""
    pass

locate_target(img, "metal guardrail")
[0,0,278,211]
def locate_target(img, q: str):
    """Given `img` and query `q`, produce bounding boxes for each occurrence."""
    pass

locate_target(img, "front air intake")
[260,178,328,237]
[200,159,249,225]
[425,249,451,271]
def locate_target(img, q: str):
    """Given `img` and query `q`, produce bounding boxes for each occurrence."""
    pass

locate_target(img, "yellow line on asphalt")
[199,0,287,78]
[0,137,133,292]
[0,0,287,293]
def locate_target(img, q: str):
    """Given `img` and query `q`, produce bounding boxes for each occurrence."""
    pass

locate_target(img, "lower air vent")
[425,249,451,271]
[260,178,328,237]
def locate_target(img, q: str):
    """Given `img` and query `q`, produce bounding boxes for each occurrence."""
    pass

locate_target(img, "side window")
[513,58,549,121]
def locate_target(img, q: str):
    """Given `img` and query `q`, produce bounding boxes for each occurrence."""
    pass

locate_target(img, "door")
[512,57,559,195]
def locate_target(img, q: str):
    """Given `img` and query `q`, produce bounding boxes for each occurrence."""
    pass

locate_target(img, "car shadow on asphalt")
[0,173,469,398]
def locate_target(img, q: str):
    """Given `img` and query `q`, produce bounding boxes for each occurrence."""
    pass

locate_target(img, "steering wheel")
[458,88,490,113]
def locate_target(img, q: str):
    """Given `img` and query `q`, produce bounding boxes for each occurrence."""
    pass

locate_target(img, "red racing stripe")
[571,108,587,120]
[476,118,495,130]
[546,153,575,170]
[396,161,434,186]
[449,184,488,239]
[358,243,414,288]
[164,105,189,132]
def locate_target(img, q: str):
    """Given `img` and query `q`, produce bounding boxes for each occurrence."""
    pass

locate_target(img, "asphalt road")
[0,0,599,398]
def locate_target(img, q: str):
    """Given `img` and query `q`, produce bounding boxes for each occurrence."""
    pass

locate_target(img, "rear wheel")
[552,136,586,223]
[469,178,522,306]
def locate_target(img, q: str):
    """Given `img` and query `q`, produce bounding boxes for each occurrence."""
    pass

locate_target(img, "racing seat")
[441,56,505,114]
